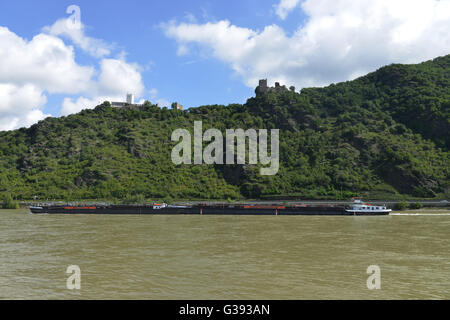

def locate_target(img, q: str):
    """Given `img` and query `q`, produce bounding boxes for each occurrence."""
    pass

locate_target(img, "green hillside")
[0,55,449,201]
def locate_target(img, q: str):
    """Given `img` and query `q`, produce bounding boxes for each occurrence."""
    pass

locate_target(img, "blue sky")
[0,1,304,113]
[0,0,449,130]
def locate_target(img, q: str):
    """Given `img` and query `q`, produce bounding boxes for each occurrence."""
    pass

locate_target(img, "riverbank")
[17,199,449,208]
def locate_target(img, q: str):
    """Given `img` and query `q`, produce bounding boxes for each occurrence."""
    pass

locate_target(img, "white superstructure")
[345,198,392,215]
[126,93,135,104]
[152,203,167,210]
[111,94,137,107]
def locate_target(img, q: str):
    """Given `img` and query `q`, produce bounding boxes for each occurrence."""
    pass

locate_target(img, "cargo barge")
[29,199,391,216]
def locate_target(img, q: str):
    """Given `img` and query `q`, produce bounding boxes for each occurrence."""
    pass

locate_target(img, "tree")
[2,193,19,209]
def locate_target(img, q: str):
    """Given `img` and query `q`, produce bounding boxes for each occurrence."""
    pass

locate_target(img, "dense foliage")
[1,193,19,209]
[0,55,449,201]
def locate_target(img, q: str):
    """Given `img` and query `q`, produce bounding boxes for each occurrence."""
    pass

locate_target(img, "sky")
[0,0,449,131]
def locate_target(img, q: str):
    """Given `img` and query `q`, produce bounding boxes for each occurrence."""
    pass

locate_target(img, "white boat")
[345,198,392,215]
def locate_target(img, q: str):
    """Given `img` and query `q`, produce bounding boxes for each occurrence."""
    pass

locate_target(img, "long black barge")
[29,203,390,216]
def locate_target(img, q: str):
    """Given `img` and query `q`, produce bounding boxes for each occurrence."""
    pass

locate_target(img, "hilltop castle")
[255,79,296,96]
[171,102,183,110]
[111,93,140,108]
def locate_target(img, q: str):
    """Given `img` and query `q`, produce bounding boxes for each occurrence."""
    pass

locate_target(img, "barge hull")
[29,206,389,216]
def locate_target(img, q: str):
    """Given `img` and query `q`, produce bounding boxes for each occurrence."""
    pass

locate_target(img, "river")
[0,209,449,299]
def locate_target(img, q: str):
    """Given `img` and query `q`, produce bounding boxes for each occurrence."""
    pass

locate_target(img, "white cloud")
[165,0,450,90]
[96,58,144,97]
[0,84,50,131]
[61,95,120,116]
[275,0,301,20]
[43,18,112,58]
[0,26,93,130]
[0,22,146,129]
[0,27,94,94]
[60,58,146,116]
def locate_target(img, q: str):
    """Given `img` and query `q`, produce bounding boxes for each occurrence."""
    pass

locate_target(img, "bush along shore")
[1,193,19,209]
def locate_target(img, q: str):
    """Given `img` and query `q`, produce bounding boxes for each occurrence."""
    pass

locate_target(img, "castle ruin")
[171,102,183,110]
[255,79,296,96]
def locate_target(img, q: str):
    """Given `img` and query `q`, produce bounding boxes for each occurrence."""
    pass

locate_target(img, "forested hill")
[0,55,449,201]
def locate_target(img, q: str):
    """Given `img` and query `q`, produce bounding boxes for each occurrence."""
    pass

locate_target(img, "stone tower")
[171,102,183,110]
[255,79,269,96]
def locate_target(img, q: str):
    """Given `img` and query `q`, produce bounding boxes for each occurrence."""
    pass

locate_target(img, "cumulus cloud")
[60,58,146,116]
[275,0,301,20]
[0,26,89,130]
[0,84,50,131]
[165,0,450,89]
[0,21,146,129]
[41,15,145,117]
[97,59,144,97]
[0,27,94,94]
[61,96,95,116]
[43,18,112,58]
[61,95,121,116]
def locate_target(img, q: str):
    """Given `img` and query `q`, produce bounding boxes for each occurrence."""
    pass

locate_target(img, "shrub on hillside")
[409,202,423,210]
[394,201,409,211]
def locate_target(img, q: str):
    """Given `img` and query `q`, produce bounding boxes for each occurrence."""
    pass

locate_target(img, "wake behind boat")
[29,199,391,216]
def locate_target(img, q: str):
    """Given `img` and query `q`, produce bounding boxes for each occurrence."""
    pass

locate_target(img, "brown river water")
[0,209,449,299]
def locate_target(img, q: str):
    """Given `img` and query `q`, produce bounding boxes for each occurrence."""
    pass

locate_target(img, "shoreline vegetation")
[5,196,449,211]
[1,193,19,209]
